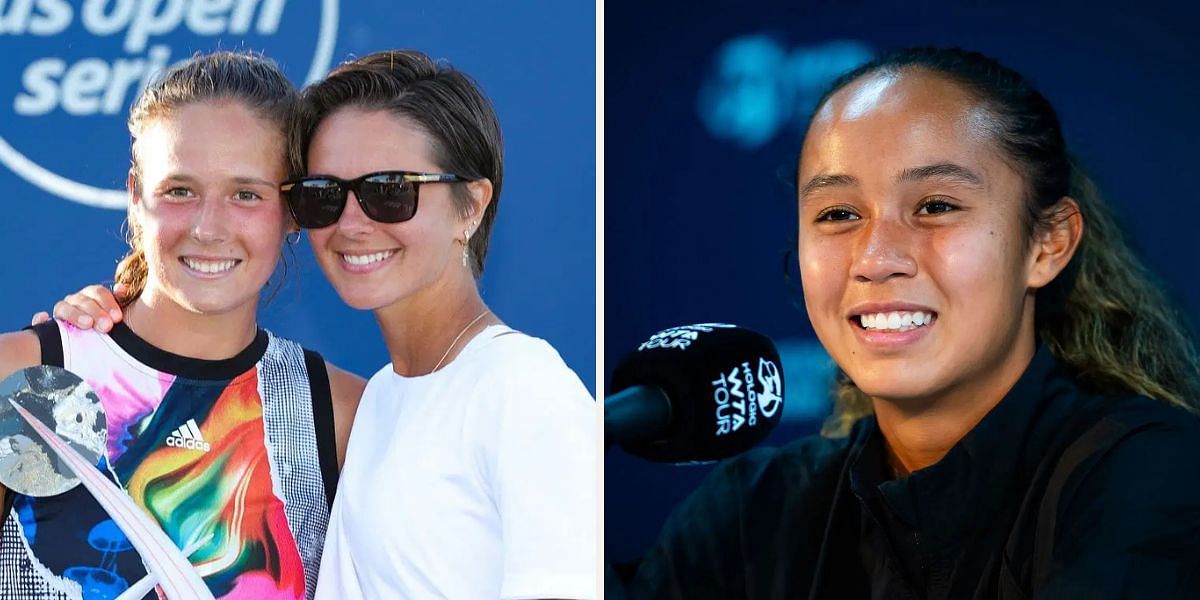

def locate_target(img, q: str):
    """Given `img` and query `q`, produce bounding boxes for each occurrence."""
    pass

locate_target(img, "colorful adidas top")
[0,320,338,600]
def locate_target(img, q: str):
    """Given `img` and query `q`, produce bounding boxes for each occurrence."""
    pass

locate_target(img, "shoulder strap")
[302,349,338,509]
[1029,416,1131,588]
[23,320,63,367]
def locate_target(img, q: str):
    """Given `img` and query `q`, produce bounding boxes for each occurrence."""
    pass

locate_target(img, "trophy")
[0,366,215,600]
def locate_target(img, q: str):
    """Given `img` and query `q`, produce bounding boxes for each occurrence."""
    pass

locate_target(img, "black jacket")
[621,347,1200,599]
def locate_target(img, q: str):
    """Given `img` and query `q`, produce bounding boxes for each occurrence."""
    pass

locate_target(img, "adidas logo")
[165,418,211,452]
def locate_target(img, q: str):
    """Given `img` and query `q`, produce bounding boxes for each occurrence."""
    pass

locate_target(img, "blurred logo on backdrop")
[697,36,873,150]
[0,0,339,209]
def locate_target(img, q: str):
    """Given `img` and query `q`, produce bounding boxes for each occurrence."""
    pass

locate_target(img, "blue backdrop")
[0,1,596,392]
[605,0,1200,562]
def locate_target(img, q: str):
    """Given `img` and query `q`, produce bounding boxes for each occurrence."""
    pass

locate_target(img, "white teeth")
[858,310,934,331]
[341,250,395,266]
[182,258,237,274]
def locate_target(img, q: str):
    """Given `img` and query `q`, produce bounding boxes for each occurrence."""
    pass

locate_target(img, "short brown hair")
[298,49,504,278]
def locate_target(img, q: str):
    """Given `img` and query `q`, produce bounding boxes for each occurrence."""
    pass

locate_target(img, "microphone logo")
[712,356,782,436]
[756,358,782,418]
[638,323,735,351]
[610,323,785,463]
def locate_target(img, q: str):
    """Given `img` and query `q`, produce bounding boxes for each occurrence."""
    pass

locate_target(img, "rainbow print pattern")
[11,324,308,599]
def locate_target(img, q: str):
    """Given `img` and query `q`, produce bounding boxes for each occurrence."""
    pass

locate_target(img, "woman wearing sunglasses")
[3,52,364,599]
[617,47,1200,598]
[49,50,597,599]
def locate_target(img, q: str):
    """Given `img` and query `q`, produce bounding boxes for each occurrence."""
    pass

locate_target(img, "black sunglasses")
[281,170,466,228]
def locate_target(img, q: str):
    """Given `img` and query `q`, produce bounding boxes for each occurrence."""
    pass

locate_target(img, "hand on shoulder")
[31,284,126,333]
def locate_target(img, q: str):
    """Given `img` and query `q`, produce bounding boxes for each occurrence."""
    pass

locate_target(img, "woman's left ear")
[463,179,493,224]
[1027,197,1084,289]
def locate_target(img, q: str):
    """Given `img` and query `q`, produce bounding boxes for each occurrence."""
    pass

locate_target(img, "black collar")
[108,321,268,380]
[846,344,1065,556]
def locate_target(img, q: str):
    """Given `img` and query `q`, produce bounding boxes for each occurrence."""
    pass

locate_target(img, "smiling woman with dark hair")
[292,50,596,600]
[621,47,1200,599]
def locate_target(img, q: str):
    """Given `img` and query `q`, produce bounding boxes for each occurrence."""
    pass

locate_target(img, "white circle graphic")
[0,0,339,210]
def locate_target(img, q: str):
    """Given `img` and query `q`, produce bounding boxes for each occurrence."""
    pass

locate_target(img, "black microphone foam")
[608,323,785,463]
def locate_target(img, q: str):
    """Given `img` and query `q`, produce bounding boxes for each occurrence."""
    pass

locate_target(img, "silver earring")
[286,231,301,245]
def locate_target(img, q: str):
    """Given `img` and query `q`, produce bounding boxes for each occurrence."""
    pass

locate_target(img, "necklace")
[431,308,491,373]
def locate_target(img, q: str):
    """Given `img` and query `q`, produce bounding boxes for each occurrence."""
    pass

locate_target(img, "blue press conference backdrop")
[605,0,1200,562]
[0,1,596,392]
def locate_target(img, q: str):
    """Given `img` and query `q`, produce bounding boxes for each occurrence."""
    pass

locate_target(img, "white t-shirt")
[314,325,597,599]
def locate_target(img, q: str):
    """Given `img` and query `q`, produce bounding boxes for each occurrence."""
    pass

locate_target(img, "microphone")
[606,323,785,463]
